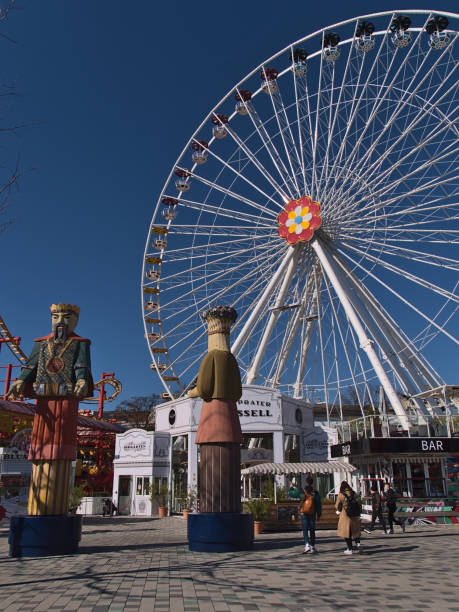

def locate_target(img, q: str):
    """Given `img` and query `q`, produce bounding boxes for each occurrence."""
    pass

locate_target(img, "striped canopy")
[241,461,355,476]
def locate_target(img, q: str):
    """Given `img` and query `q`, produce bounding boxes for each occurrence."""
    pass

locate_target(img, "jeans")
[370,508,387,532]
[387,506,403,530]
[301,513,316,546]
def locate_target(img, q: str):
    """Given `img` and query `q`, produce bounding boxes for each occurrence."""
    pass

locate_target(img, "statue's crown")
[50,303,80,315]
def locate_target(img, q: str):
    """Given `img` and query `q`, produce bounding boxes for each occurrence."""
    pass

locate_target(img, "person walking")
[364,483,388,534]
[384,482,405,534]
[335,480,362,555]
[299,476,322,554]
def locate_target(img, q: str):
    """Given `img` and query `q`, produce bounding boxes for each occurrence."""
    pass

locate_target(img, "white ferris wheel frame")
[142,9,459,424]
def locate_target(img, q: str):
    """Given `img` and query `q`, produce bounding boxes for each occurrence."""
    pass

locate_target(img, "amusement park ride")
[142,10,458,428]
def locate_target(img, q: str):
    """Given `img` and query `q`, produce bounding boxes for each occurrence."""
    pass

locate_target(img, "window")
[427,462,446,497]
[284,434,300,462]
[135,476,151,496]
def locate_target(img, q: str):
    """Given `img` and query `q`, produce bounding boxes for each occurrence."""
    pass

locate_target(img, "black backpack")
[344,492,361,518]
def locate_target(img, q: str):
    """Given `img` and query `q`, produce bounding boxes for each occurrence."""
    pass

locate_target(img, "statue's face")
[51,311,78,340]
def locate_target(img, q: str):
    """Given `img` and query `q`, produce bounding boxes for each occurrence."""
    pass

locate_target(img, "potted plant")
[182,485,197,520]
[245,498,271,535]
[68,486,85,515]
[150,481,169,517]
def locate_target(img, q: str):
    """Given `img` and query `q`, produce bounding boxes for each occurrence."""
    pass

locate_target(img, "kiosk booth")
[112,429,170,516]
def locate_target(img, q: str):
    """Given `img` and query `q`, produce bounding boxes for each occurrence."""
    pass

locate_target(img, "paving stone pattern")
[0,517,458,611]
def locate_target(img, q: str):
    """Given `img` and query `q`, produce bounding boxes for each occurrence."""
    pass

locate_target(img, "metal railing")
[337,413,458,442]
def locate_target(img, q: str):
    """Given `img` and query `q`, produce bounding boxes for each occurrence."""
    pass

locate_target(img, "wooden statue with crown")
[187,306,253,551]
[7,302,94,557]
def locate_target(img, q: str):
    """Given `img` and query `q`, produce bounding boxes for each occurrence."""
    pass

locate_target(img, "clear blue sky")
[0,2,457,406]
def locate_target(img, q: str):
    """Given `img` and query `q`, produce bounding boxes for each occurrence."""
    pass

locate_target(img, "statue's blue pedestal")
[188,512,254,552]
[9,515,82,557]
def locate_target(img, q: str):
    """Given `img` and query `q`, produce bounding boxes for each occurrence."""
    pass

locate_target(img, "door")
[118,476,132,515]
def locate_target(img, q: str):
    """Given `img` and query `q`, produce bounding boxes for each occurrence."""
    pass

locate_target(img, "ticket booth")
[112,429,171,516]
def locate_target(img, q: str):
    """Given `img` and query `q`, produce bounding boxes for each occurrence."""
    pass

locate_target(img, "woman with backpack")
[335,480,362,555]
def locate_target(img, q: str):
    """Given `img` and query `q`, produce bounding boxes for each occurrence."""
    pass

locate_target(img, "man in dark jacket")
[384,483,405,534]
[364,483,387,534]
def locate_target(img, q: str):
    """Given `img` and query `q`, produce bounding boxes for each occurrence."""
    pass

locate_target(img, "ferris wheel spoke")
[166,224,273,238]
[221,121,289,203]
[175,166,276,219]
[327,27,456,201]
[343,242,459,303]
[334,262,433,413]
[236,88,296,198]
[338,247,459,346]
[290,56,309,194]
[262,69,303,195]
[159,249,283,363]
[162,233,271,256]
[310,34,328,201]
[322,25,387,200]
[193,133,286,209]
[331,249,443,389]
[159,245,281,316]
[170,195,275,225]
[351,196,458,225]
[322,21,432,204]
[344,236,459,271]
[158,243,275,287]
[343,130,459,213]
[333,45,458,204]
[344,172,459,221]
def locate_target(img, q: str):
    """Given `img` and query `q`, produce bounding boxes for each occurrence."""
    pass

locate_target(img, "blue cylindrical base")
[188,512,254,552]
[9,515,82,557]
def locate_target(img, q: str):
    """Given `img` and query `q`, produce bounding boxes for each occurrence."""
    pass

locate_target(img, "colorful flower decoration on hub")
[277,196,322,245]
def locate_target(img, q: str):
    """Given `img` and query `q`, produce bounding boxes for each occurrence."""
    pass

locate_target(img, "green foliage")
[245,497,271,521]
[261,479,275,501]
[276,486,288,502]
[150,481,169,506]
[69,486,85,511]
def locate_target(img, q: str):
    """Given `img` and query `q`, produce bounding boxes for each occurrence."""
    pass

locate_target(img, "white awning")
[240,461,356,476]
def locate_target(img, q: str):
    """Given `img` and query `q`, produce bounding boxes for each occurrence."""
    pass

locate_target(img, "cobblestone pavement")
[0,517,458,611]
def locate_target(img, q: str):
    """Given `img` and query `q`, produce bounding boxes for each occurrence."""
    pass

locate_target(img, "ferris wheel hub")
[277,196,322,245]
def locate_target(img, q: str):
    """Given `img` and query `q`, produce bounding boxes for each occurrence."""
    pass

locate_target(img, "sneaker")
[363,528,372,534]
[343,549,353,555]
[302,544,310,554]
[310,546,318,554]
[389,529,394,534]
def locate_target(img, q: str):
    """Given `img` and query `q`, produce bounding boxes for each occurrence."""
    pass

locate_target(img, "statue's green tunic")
[18,332,93,460]
[195,350,243,444]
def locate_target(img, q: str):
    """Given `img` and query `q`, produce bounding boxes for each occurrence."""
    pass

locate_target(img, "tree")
[111,394,161,430]
[0,2,28,235]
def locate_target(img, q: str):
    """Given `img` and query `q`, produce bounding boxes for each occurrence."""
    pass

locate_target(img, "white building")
[154,385,340,511]
[112,429,170,516]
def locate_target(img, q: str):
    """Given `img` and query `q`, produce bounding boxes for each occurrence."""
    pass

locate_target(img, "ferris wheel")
[142,10,458,423]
